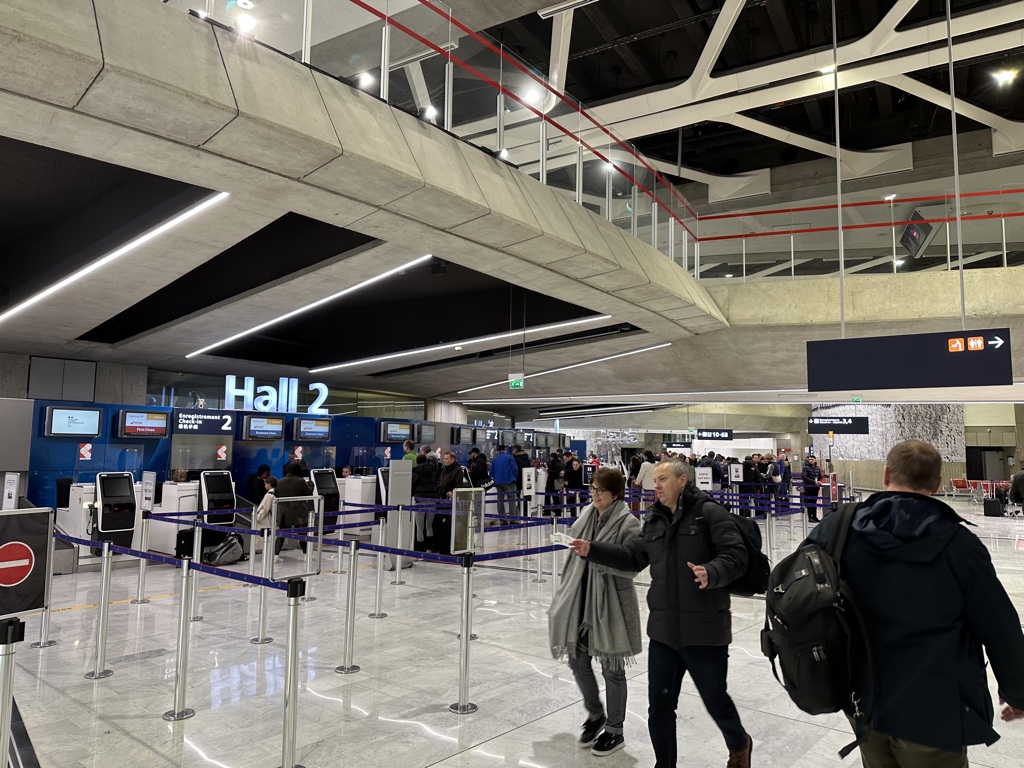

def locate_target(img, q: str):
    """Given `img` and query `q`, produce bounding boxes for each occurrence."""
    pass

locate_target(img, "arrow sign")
[989,336,1005,349]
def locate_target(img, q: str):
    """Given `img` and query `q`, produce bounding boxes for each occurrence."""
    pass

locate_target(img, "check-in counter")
[148,481,200,555]
[343,476,377,532]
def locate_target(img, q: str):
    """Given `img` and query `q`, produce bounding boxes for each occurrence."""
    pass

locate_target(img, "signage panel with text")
[697,429,733,441]
[807,417,870,435]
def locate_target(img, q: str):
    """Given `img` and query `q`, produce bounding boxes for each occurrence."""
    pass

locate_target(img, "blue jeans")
[648,640,747,766]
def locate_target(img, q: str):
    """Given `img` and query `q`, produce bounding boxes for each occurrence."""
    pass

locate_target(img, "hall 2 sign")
[224,376,329,414]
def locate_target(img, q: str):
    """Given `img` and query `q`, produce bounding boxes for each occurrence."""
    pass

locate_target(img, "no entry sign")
[0,542,33,587]
[0,508,52,619]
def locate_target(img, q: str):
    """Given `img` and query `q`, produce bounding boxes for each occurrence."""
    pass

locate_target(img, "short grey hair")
[657,460,690,479]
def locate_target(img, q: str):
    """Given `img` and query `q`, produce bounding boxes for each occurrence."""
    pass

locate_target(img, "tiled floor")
[12,502,1024,768]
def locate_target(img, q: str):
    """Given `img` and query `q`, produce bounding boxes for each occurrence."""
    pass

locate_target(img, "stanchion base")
[335,665,360,675]
[368,612,388,619]
[302,596,316,602]
[162,708,196,722]
[250,637,273,645]
[448,702,478,715]
[532,578,547,583]
[389,580,406,586]
[130,598,150,605]
[242,584,255,588]
[30,639,57,648]
[85,670,113,680]
[190,616,204,623]
[276,764,305,768]
[456,634,478,640]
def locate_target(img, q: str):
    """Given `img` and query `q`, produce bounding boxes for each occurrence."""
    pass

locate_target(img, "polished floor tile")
[12,507,1024,767]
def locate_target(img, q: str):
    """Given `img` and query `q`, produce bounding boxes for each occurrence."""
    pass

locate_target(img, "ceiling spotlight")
[237,0,255,8]
[994,69,1018,86]
[605,162,615,172]
[498,148,509,160]
[895,259,905,266]
[359,72,375,89]
[883,193,897,201]
[454,346,463,352]
[819,64,836,74]
[724,274,734,278]
[236,13,256,34]
[524,88,541,104]
[424,105,437,119]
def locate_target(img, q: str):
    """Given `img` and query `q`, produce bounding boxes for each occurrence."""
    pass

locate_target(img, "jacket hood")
[853,491,966,563]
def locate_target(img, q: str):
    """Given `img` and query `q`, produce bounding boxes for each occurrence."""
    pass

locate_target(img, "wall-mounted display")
[45,406,102,438]
[118,410,169,438]
[294,418,331,442]
[243,415,285,440]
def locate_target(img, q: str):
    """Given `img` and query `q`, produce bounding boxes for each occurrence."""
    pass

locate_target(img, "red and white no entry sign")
[0,541,34,587]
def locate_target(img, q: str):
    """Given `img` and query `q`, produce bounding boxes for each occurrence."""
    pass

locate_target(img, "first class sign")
[807,417,870,435]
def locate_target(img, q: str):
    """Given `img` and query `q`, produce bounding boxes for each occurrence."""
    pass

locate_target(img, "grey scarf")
[548,500,641,670]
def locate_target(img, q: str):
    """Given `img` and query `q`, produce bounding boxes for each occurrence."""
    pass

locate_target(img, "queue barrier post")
[280,578,306,768]
[246,507,258,587]
[163,556,196,722]
[131,512,151,605]
[251,529,273,645]
[801,503,809,541]
[302,511,317,603]
[532,522,546,584]
[764,503,775,556]
[449,552,478,714]
[190,520,204,622]
[391,505,406,585]
[368,520,387,619]
[84,541,114,680]
[31,515,58,649]
[0,618,26,763]
[335,541,361,675]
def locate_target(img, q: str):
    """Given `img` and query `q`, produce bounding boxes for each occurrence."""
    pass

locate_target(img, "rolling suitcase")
[983,498,1004,517]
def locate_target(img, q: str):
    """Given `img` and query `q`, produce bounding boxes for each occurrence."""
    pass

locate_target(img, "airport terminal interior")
[3,0,1024,767]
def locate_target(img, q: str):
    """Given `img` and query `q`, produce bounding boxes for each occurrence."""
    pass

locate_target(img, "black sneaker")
[578,715,606,747]
[591,732,625,756]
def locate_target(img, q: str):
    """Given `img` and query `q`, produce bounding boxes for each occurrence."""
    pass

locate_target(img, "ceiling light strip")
[0,191,230,327]
[309,314,612,373]
[186,254,433,358]
[533,409,655,421]
[538,402,671,417]
[456,342,672,395]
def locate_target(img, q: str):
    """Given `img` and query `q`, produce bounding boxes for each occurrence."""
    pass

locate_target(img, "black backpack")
[203,533,244,567]
[698,499,771,596]
[760,503,872,756]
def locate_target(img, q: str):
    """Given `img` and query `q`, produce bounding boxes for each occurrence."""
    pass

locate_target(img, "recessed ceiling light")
[237,0,255,8]
[819,65,836,74]
[424,105,437,119]
[236,13,256,33]
[724,274,734,278]
[895,259,905,266]
[359,72,375,88]
[884,193,897,201]
[994,69,1017,86]
[498,148,509,160]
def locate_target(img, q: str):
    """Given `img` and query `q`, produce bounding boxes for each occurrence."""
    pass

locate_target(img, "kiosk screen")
[203,473,234,497]
[100,474,134,500]
[243,415,284,440]
[45,406,102,438]
[313,472,337,494]
[118,410,169,438]
[294,418,331,441]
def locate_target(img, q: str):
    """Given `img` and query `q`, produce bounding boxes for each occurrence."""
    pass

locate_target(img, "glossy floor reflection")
[13,506,1024,768]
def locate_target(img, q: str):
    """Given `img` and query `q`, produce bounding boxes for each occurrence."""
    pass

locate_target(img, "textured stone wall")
[811,403,965,462]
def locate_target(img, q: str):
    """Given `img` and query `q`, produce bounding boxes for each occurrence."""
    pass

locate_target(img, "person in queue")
[402,439,417,463]
[274,461,313,560]
[569,460,753,768]
[411,454,439,551]
[253,475,277,530]
[633,450,657,498]
[513,443,532,498]
[1009,466,1024,505]
[246,463,271,506]
[549,467,641,757]
[434,451,464,556]
[804,440,1024,766]
[802,454,824,522]
[467,447,489,486]
[563,457,584,491]
[490,445,519,519]
[546,452,565,497]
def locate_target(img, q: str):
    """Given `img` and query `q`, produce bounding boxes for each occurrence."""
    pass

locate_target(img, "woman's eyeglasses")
[590,487,608,495]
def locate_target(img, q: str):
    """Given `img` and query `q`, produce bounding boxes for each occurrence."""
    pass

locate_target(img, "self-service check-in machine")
[92,472,138,555]
[200,471,236,524]
[311,469,341,516]
[379,460,413,570]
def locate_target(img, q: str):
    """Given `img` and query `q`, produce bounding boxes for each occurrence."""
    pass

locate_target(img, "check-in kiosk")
[200,471,236,524]
[311,469,341,516]
[93,472,138,555]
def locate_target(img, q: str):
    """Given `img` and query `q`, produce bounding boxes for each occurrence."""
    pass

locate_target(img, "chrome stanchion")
[764,505,775,557]
[368,520,387,619]
[532,522,546,583]
[335,542,361,675]
[251,528,273,645]
[245,507,258,587]
[302,511,316,603]
[280,578,306,768]
[189,520,204,622]
[390,505,406,585]
[1,618,26,762]
[85,541,113,680]
[550,519,558,603]
[31,514,57,649]
[449,552,478,714]
[131,511,151,605]
[163,557,196,722]
[801,499,810,540]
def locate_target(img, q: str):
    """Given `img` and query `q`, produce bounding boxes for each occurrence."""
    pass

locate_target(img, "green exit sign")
[508,378,524,390]
[851,397,863,403]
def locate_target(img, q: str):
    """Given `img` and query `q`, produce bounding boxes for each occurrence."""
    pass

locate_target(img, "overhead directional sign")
[697,429,733,441]
[807,328,1012,391]
[808,417,870,435]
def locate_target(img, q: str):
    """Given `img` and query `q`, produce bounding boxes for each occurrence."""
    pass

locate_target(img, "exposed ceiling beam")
[582,3,661,86]
[747,259,815,280]
[690,0,746,99]
[921,251,1002,271]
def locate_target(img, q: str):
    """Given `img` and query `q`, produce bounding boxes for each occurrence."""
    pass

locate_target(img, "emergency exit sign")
[508,374,524,390]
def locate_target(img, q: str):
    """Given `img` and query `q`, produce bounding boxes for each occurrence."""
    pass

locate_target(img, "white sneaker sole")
[591,740,625,756]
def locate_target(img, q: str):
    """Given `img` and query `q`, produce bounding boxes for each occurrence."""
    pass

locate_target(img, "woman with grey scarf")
[548,467,642,757]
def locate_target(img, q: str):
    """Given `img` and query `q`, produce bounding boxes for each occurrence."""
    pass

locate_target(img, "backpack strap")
[825,502,861,563]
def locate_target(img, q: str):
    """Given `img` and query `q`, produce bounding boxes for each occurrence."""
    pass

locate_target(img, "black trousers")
[803,485,821,519]
[648,639,747,767]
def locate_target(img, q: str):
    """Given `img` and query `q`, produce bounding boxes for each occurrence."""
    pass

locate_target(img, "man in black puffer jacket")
[570,460,752,768]
[805,440,1024,765]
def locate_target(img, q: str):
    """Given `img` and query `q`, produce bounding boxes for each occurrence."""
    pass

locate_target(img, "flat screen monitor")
[457,427,475,446]
[99,474,134,500]
[243,415,284,440]
[900,209,939,259]
[312,471,338,495]
[522,430,535,447]
[45,406,102,438]
[294,417,331,442]
[500,429,515,445]
[514,431,526,445]
[417,424,436,444]
[203,472,234,496]
[118,410,169,438]
[381,422,412,443]
[535,433,548,449]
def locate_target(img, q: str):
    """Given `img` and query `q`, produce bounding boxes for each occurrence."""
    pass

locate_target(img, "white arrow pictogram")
[989,336,1005,349]
[0,559,30,570]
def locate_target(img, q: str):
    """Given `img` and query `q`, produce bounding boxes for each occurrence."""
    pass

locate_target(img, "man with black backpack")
[569,460,754,768]
[796,440,1024,766]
